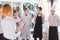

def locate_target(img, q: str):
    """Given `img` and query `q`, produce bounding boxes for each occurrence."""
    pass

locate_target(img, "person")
[13,10,21,40]
[0,4,4,40]
[13,10,20,32]
[13,10,19,16]
[48,10,60,40]
[33,7,44,40]
[21,8,32,40]
[1,4,16,40]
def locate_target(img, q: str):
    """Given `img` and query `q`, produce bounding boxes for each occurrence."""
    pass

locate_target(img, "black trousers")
[0,34,10,40]
[0,34,4,40]
[49,26,58,40]
[3,38,10,40]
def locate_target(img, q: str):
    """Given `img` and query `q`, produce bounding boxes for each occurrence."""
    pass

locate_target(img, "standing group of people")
[33,7,60,40]
[0,3,60,40]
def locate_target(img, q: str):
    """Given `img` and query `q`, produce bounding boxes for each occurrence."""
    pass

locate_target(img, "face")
[37,8,42,14]
[14,13,18,16]
[24,9,28,12]
[51,11,55,15]
[24,9,28,14]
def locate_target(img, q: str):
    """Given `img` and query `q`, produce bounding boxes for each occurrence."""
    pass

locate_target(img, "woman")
[33,7,44,40]
[1,4,16,40]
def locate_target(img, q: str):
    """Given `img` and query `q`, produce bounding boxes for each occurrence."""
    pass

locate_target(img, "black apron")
[49,26,58,40]
[33,15,42,38]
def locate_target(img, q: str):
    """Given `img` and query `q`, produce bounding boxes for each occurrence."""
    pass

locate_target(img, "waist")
[49,22,58,26]
[49,26,57,27]
[0,33,3,35]
[0,32,3,34]
[3,33,16,39]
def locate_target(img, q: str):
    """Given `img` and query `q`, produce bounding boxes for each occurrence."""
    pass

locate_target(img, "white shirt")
[49,14,60,26]
[1,16,16,39]
[34,13,44,24]
[13,16,20,22]
[21,14,32,29]
[22,14,32,25]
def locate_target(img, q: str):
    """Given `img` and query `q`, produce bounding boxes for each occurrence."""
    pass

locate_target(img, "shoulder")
[48,15,52,19]
[55,14,59,19]
[42,14,44,16]
[49,14,51,17]
[55,14,58,17]
[6,17,15,23]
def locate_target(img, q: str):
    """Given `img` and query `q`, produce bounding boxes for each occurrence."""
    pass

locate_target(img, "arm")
[12,20,17,33]
[57,16,60,26]
[16,16,20,27]
[48,15,50,26]
[42,14,45,24]
[33,13,37,24]
[18,15,25,32]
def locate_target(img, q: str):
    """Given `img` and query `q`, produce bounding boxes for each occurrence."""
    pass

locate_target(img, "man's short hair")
[38,7,42,10]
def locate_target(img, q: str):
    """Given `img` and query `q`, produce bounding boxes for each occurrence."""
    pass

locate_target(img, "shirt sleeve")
[18,15,25,30]
[42,14,45,24]
[48,15,50,26]
[12,20,17,32]
[33,13,37,24]
[57,16,60,26]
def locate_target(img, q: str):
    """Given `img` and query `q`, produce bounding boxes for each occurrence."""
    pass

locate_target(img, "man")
[21,8,32,40]
[48,10,60,40]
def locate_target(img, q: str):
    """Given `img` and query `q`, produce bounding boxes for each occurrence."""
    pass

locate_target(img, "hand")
[14,16,17,19]
[20,29,23,33]
[16,22,19,27]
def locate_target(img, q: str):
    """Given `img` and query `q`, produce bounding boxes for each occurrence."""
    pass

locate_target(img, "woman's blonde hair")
[2,4,12,16]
